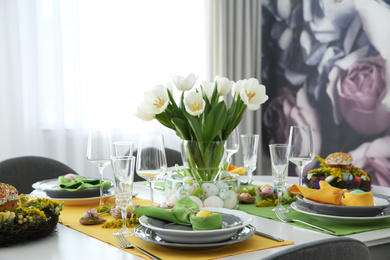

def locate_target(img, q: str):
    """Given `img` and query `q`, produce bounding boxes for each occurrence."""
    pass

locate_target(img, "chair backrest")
[0,156,77,194]
[133,148,182,182]
[262,237,370,260]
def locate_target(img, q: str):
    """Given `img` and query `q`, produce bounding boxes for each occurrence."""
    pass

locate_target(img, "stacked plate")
[31,178,116,206]
[134,207,255,249]
[291,194,390,225]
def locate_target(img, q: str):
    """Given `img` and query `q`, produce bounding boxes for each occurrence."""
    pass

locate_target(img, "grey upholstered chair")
[261,237,370,260]
[133,147,182,182]
[0,156,77,194]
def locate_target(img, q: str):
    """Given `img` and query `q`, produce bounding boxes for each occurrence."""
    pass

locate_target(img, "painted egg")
[172,182,182,190]
[325,176,334,183]
[202,183,219,198]
[354,176,362,184]
[184,184,195,195]
[223,191,238,209]
[216,182,228,190]
[262,186,274,194]
[342,172,350,181]
[189,196,203,208]
[219,171,233,180]
[183,176,193,185]
[260,184,272,190]
[273,186,278,193]
[203,196,224,208]
[350,189,365,194]
[218,188,230,199]
[175,188,187,199]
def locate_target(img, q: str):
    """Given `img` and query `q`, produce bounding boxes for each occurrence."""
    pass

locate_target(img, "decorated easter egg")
[203,196,224,207]
[273,186,277,193]
[325,175,334,183]
[216,182,229,190]
[350,189,365,194]
[260,184,272,190]
[175,188,187,199]
[189,196,203,208]
[218,188,230,199]
[219,171,233,180]
[223,190,238,209]
[183,176,193,185]
[262,186,274,194]
[184,183,195,195]
[354,176,362,184]
[202,183,219,198]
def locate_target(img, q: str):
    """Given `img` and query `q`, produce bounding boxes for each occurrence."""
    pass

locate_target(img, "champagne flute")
[223,128,240,166]
[111,155,135,236]
[240,134,259,184]
[288,125,315,186]
[136,135,167,206]
[86,128,112,207]
[269,144,290,213]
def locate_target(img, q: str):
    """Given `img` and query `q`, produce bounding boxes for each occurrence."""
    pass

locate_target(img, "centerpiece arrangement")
[136,73,268,208]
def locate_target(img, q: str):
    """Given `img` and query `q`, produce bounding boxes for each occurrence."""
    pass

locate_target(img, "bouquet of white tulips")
[136,73,268,181]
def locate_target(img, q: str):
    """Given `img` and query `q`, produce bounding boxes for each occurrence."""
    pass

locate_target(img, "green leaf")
[171,118,190,140]
[203,101,227,141]
[185,114,203,141]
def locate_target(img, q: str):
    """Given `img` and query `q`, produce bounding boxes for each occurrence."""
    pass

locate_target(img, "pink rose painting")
[262,0,390,187]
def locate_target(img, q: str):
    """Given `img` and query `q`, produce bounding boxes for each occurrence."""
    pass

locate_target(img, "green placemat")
[238,197,390,236]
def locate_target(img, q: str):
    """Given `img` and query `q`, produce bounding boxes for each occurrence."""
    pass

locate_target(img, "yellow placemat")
[59,197,294,260]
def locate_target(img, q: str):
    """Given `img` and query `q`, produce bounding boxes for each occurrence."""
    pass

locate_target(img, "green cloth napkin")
[58,176,111,191]
[238,197,390,236]
[133,197,222,231]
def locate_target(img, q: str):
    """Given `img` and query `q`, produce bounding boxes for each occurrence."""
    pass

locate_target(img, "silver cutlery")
[114,233,162,260]
[255,230,284,242]
[275,211,335,234]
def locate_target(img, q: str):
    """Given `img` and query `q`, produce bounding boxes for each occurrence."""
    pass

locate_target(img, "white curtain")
[0,0,206,179]
[208,0,270,175]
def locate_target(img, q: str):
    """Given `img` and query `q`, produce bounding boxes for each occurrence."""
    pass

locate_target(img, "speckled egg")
[260,184,272,190]
[325,175,334,183]
[184,183,195,195]
[189,196,203,208]
[203,196,224,208]
[175,188,187,199]
[223,191,238,209]
[216,182,229,190]
[262,186,274,194]
[218,188,230,199]
[202,183,219,198]
[183,176,193,185]
[350,189,365,194]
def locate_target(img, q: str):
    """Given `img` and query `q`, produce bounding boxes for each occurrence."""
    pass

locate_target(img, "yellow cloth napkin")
[227,165,246,176]
[59,197,294,260]
[289,181,374,206]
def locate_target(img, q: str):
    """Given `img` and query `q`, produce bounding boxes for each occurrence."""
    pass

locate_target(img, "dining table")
[2,176,390,260]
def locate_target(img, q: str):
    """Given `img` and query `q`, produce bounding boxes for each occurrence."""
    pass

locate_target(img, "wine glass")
[222,128,240,167]
[240,134,259,184]
[111,155,135,236]
[86,128,112,207]
[288,125,315,186]
[136,135,167,206]
[269,144,290,213]
[113,141,134,156]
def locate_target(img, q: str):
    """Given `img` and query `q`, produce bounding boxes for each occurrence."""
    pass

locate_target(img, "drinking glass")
[240,134,259,184]
[86,128,112,207]
[288,125,315,186]
[223,128,240,166]
[111,156,135,236]
[113,141,134,156]
[269,144,290,213]
[136,135,167,206]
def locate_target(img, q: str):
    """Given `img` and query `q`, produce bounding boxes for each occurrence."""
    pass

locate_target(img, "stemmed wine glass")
[288,125,315,186]
[136,135,167,206]
[240,134,259,184]
[222,128,240,167]
[86,128,112,207]
[269,144,290,213]
[111,155,135,236]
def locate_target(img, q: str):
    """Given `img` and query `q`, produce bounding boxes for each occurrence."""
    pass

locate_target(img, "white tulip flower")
[215,76,234,96]
[240,78,269,111]
[142,85,170,114]
[135,106,155,121]
[184,92,205,116]
[231,80,243,99]
[171,73,198,91]
[199,80,214,101]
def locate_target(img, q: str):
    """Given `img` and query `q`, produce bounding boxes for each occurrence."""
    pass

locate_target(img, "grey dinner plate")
[134,224,256,250]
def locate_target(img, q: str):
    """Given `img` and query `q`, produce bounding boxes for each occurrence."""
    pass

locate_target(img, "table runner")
[238,197,390,236]
[59,197,294,260]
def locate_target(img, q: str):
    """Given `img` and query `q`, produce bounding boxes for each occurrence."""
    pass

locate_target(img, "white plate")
[138,207,253,243]
[134,224,256,250]
[296,194,390,217]
[291,201,390,225]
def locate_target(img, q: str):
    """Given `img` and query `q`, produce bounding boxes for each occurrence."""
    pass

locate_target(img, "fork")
[275,211,335,234]
[114,233,162,260]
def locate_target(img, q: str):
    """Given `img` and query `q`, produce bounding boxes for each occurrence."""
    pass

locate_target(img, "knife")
[255,230,284,242]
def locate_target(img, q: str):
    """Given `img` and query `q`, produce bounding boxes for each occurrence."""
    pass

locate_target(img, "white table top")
[2,176,390,260]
